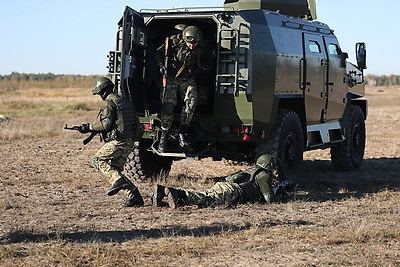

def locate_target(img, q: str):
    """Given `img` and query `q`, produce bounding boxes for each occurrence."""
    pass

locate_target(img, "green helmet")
[256,154,280,171]
[92,77,114,95]
[182,26,202,43]
[174,24,187,32]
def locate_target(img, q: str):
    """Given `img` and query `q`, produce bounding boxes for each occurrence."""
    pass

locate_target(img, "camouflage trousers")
[90,139,137,199]
[184,182,244,207]
[160,77,198,130]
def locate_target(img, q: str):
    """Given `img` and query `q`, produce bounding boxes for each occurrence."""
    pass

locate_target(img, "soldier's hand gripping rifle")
[161,36,169,100]
[64,124,97,145]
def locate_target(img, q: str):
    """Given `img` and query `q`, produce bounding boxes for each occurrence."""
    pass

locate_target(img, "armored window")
[309,41,321,53]
[139,30,146,46]
[328,44,340,55]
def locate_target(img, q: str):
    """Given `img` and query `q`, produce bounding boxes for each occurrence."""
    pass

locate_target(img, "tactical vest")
[103,94,141,142]
[225,166,266,202]
[224,166,262,184]
[169,42,202,79]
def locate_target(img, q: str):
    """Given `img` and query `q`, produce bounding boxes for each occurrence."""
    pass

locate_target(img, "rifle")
[64,124,97,145]
[161,36,169,101]
[273,181,292,200]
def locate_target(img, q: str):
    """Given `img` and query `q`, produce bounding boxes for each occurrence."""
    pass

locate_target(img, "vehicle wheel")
[124,139,172,181]
[256,109,304,187]
[331,104,365,170]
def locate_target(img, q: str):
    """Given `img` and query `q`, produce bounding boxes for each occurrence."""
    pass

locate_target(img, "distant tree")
[365,74,400,86]
[0,72,99,91]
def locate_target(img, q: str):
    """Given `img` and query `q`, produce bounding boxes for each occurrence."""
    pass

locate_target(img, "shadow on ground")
[1,219,312,244]
[297,157,400,202]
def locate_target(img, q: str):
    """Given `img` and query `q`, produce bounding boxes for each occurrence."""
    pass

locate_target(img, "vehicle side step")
[148,141,210,158]
[306,122,345,148]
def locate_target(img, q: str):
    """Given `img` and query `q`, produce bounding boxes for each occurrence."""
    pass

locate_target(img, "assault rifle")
[64,124,97,145]
[273,181,292,200]
[161,36,169,100]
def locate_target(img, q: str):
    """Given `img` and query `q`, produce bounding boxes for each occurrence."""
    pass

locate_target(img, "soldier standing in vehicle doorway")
[157,25,206,153]
[152,154,281,208]
[79,77,144,207]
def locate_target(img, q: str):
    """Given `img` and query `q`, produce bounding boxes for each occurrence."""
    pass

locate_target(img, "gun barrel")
[64,124,80,130]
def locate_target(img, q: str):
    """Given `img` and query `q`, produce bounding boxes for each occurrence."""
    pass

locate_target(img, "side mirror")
[340,52,348,68]
[356,42,367,70]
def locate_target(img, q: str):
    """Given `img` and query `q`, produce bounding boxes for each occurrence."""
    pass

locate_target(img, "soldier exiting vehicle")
[152,154,280,208]
[79,77,144,207]
[157,25,206,153]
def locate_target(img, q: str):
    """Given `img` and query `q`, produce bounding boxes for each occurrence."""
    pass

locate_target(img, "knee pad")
[184,97,197,114]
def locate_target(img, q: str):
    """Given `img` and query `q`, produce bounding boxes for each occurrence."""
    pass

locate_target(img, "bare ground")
[0,86,399,266]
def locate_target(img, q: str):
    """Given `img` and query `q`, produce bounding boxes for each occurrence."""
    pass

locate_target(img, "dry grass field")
[0,85,399,266]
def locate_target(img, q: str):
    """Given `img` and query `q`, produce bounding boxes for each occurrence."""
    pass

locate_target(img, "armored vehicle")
[106,0,367,185]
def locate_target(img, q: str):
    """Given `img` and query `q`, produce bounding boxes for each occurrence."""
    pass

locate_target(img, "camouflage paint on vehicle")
[106,0,367,184]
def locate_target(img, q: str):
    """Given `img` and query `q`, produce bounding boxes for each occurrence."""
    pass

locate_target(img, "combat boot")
[164,187,186,209]
[123,188,144,207]
[152,184,167,207]
[158,130,168,153]
[107,178,130,196]
[178,125,193,152]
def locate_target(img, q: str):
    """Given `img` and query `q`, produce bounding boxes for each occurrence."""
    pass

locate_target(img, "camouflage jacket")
[90,93,141,142]
[225,166,273,203]
[157,40,205,80]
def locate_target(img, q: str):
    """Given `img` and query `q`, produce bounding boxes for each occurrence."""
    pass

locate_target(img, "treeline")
[1,72,399,90]
[365,74,400,86]
[0,72,100,91]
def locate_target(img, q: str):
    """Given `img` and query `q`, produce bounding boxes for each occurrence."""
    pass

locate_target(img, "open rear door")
[119,7,146,107]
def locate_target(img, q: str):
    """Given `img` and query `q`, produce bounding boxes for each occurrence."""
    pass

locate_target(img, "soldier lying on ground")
[152,154,280,208]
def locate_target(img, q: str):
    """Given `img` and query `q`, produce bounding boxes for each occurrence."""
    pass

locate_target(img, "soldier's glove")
[78,123,91,134]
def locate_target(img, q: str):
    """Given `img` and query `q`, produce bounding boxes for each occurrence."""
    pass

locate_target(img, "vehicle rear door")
[302,33,328,124]
[119,7,146,108]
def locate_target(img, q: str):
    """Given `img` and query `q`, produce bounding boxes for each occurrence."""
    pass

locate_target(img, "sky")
[0,0,399,76]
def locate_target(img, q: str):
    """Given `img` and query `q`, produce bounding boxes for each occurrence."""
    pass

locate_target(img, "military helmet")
[92,77,114,95]
[256,154,280,171]
[182,26,202,43]
[174,24,187,32]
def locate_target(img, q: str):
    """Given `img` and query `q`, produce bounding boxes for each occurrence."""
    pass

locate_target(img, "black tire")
[256,109,304,186]
[331,104,365,170]
[124,139,173,181]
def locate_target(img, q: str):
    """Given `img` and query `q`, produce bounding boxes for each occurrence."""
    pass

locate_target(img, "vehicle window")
[139,30,146,46]
[309,41,321,53]
[328,44,340,55]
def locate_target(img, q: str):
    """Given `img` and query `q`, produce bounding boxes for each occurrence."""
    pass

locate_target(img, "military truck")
[106,0,367,186]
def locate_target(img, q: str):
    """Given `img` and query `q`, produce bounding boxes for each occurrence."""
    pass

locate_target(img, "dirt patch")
[0,86,399,266]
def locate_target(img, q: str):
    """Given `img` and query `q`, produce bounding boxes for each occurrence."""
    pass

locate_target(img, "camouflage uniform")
[159,40,204,131]
[176,166,274,208]
[161,77,198,130]
[90,140,137,199]
[90,93,141,200]
[184,182,243,207]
